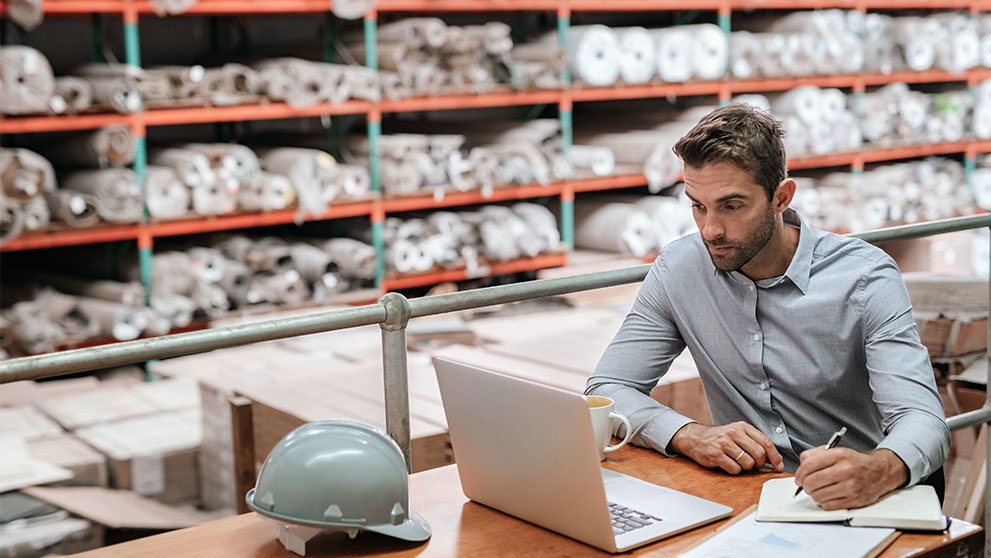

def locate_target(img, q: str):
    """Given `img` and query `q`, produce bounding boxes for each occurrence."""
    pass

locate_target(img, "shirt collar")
[715,208,812,294]
[780,208,812,294]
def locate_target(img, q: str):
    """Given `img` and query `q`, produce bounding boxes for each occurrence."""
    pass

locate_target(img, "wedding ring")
[733,449,746,461]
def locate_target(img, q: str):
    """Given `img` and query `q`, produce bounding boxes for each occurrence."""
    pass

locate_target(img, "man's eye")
[724,205,740,211]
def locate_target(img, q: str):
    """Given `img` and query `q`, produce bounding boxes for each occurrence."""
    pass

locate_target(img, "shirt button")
[775,426,784,434]
[752,334,760,341]
[759,383,768,390]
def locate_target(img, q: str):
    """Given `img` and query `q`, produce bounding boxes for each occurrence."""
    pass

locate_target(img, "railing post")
[379,292,413,472]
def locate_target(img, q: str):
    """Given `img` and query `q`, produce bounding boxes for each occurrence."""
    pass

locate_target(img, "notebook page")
[756,477,850,522]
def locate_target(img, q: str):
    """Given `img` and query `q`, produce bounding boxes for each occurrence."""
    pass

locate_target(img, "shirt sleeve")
[585,252,693,456]
[859,258,950,486]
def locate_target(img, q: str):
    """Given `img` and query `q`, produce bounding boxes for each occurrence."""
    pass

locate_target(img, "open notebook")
[756,478,946,531]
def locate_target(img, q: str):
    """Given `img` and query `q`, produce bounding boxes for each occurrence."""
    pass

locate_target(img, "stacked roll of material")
[0,148,56,243]
[769,85,861,156]
[53,77,93,114]
[322,237,377,281]
[258,147,343,219]
[973,154,991,210]
[237,172,296,212]
[0,46,56,115]
[615,27,657,85]
[60,168,143,223]
[44,189,101,229]
[973,79,991,140]
[39,126,135,169]
[507,41,565,91]
[347,17,518,96]
[145,165,191,220]
[731,10,864,78]
[6,0,43,31]
[574,118,694,193]
[368,203,560,273]
[793,158,976,233]
[573,193,692,257]
[149,146,231,217]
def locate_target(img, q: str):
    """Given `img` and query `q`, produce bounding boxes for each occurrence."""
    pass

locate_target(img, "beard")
[704,205,776,272]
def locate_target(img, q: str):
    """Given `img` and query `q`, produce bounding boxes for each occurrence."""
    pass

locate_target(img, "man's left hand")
[794,448,909,510]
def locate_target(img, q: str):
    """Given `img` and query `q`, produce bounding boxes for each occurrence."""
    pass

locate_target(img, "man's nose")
[701,216,724,241]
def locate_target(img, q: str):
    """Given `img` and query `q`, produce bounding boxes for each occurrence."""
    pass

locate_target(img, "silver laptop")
[433,357,733,553]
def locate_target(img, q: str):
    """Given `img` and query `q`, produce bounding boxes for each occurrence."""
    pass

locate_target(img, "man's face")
[683,162,777,272]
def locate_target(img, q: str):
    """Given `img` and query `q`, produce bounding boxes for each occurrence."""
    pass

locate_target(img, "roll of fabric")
[149,64,205,99]
[6,0,43,31]
[251,270,309,306]
[191,281,231,317]
[259,147,339,218]
[932,13,981,73]
[573,198,656,256]
[246,237,295,272]
[343,65,381,102]
[145,165,191,220]
[331,0,374,20]
[634,193,694,249]
[335,164,372,198]
[254,58,327,108]
[893,17,937,72]
[41,126,135,169]
[322,238,376,280]
[44,189,101,228]
[53,77,93,114]
[757,33,791,78]
[378,18,448,50]
[148,0,198,16]
[512,202,561,256]
[198,63,260,104]
[78,63,173,103]
[149,147,217,189]
[561,25,622,87]
[20,195,50,230]
[569,145,615,177]
[74,296,149,341]
[217,259,253,307]
[149,292,196,329]
[615,27,656,85]
[651,27,694,83]
[190,179,235,216]
[0,148,57,201]
[785,33,818,77]
[683,24,728,80]
[729,31,762,79]
[770,85,823,127]
[289,242,338,287]
[61,168,143,224]
[32,273,144,306]
[83,75,142,113]
[187,246,226,284]
[237,172,295,212]
[0,45,55,115]
[0,200,26,245]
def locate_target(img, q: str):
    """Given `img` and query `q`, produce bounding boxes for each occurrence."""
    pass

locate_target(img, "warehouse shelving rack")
[1,0,990,345]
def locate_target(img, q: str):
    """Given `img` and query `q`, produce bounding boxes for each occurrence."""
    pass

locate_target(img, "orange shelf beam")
[0,225,141,251]
[787,140,991,170]
[0,113,132,134]
[569,173,648,193]
[149,202,376,238]
[380,90,563,113]
[382,183,563,213]
[140,100,371,127]
[1,0,352,14]
[381,252,567,291]
[375,0,558,11]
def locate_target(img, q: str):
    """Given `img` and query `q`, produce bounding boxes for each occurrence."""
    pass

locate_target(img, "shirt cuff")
[875,438,927,486]
[642,414,696,457]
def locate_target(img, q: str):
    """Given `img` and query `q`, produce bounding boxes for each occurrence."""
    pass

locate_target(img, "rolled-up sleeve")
[859,260,950,486]
[586,254,693,455]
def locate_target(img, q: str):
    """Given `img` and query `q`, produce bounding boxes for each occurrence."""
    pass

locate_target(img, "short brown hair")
[672,103,787,200]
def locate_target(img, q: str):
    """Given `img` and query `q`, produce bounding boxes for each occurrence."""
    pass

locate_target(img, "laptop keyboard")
[609,502,663,535]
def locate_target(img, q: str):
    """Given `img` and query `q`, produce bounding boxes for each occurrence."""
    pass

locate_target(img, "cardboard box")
[39,386,159,430]
[905,274,989,357]
[27,433,109,487]
[74,411,201,505]
[0,517,103,558]
[0,407,64,441]
[915,312,988,357]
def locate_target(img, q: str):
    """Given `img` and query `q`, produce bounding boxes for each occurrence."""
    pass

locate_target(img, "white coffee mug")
[586,395,633,461]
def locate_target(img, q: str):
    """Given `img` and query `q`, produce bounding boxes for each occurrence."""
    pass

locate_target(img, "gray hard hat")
[245,419,431,542]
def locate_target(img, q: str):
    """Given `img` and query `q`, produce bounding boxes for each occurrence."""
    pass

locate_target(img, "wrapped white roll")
[53,77,93,114]
[45,189,101,228]
[42,126,134,169]
[730,31,762,79]
[893,17,937,72]
[683,24,728,80]
[0,148,56,201]
[0,200,25,245]
[652,27,694,83]
[771,85,823,127]
[758,34,791,78]
[61,169,143,223]
[237,172,295,212]
[785,33,817,77]
[0,46,55,115]
[569,145,615,177]
[564,25,622,86]
[377,18,448,50]
[574,199,656,257]
[259,147,338,219]
[323,238,376,280]
[818,88,847,125]
[616,27,656,85]
[933,13,980,73]
[145,165,190,220]
[149,147,216,189]
[21,195,50,230]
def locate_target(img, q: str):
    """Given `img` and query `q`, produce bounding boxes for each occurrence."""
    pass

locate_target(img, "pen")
[794,426,847,497]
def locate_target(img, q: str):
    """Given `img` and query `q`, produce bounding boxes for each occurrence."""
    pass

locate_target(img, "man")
[586,103,949,511]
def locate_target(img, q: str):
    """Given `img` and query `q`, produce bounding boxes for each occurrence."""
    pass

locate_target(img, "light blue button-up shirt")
[587,209,949,485]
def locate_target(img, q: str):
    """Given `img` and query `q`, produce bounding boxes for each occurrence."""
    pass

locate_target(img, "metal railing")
[1,213,989,554]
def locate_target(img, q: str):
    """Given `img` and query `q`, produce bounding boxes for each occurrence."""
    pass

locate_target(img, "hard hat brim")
[246,489,432,542]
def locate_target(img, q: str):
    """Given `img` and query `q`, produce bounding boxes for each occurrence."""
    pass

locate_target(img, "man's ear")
[773,178,797,213]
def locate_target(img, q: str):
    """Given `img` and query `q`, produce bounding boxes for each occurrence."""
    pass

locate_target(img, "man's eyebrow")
[684,191,751,204]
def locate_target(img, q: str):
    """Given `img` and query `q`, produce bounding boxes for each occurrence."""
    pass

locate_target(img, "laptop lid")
[433,356,618,552]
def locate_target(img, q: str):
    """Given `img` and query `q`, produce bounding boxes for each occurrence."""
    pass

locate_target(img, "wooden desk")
[71,446,983,558]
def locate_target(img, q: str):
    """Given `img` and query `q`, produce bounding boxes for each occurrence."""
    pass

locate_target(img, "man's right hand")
[669,422,784,474]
